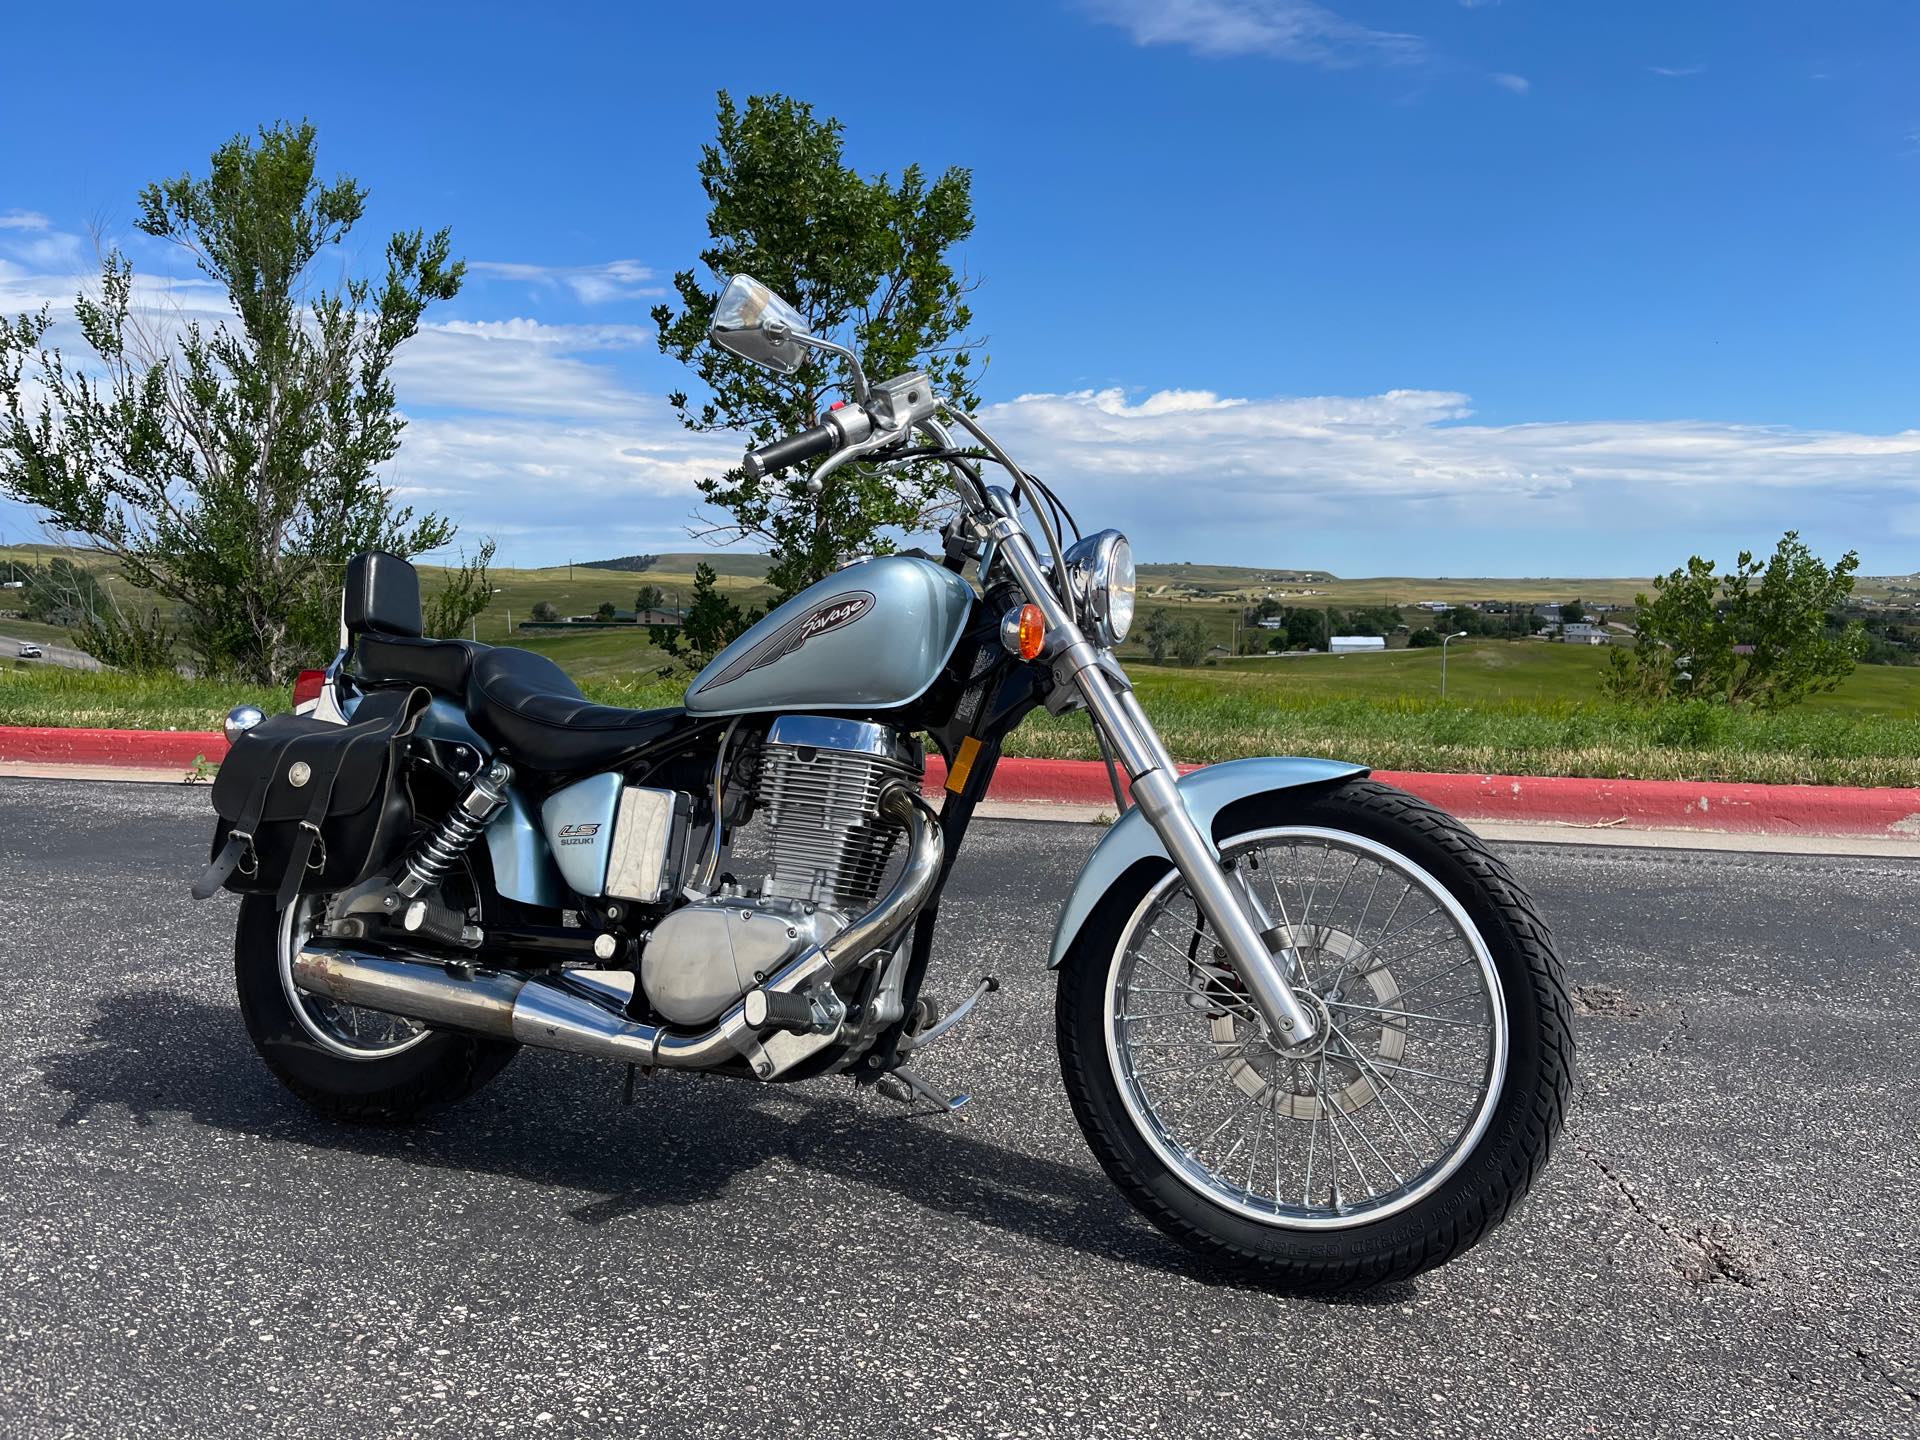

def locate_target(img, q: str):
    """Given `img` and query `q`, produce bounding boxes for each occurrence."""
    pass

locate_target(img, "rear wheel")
[1057,779,1572,1292]
[235,880,518,1123]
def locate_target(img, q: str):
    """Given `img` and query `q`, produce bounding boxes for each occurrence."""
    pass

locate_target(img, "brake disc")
[1205,926,1408,1121]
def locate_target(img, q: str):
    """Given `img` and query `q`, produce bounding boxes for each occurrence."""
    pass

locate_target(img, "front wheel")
[1056,779,1573,1293]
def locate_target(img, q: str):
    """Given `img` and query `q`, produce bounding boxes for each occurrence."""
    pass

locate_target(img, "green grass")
[6,638,1920,785]
[0,664,281,730]
[1014,670,1920,787]
[6,546,1917,786]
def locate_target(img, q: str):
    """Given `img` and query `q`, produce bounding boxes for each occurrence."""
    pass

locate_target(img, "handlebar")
[744,423,839,480]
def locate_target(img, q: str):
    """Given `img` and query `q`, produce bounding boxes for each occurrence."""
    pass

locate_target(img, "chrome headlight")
[1065,530,1135,646]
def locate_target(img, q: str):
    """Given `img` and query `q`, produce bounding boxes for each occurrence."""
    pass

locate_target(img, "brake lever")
[806,424,909,493]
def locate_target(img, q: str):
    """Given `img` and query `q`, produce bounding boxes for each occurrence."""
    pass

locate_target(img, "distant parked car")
[16,643,43,658]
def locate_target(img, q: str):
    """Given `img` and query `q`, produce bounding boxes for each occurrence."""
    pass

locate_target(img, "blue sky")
[2,0,1916,576]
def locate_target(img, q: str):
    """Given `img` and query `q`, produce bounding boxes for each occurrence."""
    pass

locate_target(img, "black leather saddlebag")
[192,686,429,909]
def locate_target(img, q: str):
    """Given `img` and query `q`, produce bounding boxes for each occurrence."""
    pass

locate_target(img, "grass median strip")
[6,661,1917,787]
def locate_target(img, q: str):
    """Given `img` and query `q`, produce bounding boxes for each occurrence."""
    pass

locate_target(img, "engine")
[639,715,923,1026]
[755,715,923,910]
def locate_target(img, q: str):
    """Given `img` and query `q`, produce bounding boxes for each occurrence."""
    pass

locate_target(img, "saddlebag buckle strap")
[276,750,350,911]
[192,830,254,900]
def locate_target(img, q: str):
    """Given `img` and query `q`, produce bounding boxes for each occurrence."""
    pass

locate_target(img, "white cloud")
[1490,72,1530,95]
[469,258,661,304]
[0,210,53,231]
[1650,64,1707,78]
[393,318,659,419]
[1082,0,1423,67]
[977,387,1920,566]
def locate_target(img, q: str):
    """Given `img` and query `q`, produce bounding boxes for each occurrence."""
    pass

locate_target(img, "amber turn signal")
[1000,603,1049,659]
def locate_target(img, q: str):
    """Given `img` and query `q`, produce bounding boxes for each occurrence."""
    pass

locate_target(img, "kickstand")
[874,1063,970,1114]
[622,1063,637,1106]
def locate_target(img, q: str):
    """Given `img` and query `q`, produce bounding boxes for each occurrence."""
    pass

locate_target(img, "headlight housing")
[1065,529,1135,646]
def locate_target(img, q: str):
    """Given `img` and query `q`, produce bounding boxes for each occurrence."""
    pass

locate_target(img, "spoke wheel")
[1106,827,1505,1230]
[276,895,430,1061]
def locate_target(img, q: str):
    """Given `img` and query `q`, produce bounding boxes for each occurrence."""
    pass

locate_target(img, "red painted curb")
[0,726,229,768]
[5,726,1917,839]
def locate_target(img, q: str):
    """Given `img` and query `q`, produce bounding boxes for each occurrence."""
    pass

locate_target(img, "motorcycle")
[196,274,1572,1292]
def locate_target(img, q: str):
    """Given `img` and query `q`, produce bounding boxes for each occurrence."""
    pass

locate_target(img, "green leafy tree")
[1559,599,1587,625]
[1407,627,1443,648]
[596,600,617,621]
[652,92,982,600]
[1171,617,1210,667]
[1605,531,1866,709]
[422,539,496,640]
[0,121,463,682]
[1283,607,1328,651]
[529,600,558,623]
[1143,607,1178,663]
[634,583,665,615]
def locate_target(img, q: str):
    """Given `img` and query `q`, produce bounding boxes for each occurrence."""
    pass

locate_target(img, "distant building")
[1415,601,1451,612]
[1330,636,1387,654]
[1562,623,1609,645]
[1256,618,1285,630]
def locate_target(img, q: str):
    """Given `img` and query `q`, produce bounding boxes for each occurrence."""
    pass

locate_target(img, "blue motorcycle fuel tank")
[684,556,975,716]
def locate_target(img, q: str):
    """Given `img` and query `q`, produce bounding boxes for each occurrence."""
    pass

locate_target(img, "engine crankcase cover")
[641,898,845,1027]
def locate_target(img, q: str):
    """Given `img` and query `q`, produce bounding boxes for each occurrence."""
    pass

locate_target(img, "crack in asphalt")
[1578,997,1693,1103]
[1576,1144,1762,1289]
[1854,1348,1920,1409]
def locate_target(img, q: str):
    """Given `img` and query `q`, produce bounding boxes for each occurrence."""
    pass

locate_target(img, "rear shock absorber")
[397,760,515,899]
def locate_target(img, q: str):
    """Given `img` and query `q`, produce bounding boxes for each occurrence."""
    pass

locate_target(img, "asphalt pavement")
[0,776,1915,1438]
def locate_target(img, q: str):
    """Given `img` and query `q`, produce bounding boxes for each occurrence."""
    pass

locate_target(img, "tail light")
[292,669,326,711]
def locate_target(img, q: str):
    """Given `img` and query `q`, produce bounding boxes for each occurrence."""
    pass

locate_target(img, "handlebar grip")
[744,423,838,480]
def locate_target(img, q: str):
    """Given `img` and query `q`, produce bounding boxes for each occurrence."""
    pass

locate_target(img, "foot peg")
[743,988,817,1032]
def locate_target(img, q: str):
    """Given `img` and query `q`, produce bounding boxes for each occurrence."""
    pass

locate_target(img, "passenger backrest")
[343,552,423,638]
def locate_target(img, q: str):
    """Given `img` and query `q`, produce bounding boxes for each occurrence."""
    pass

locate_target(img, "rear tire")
[1056,779,1573,1293]
[235,892,519,1124]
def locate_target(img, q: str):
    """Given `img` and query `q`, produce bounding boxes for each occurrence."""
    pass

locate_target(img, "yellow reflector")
[947,735,982,793]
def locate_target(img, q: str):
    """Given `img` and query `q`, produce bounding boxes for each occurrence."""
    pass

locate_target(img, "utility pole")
[1441,631,1468,698]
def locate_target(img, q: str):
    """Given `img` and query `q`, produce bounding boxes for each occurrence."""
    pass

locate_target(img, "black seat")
[357,633,489,696]
[464,646,689,772]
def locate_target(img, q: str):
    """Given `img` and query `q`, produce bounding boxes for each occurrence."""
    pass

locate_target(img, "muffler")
[290,782,943,1075]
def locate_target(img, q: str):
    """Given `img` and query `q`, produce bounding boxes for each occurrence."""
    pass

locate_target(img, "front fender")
[1047,756,1368,968]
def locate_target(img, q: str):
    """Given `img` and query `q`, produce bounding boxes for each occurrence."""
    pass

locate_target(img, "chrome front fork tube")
[1078,663,1319,1044]
[980,516,1318,1044]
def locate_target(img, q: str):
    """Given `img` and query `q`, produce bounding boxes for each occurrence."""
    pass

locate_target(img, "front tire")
[1056,779,1573,1293]
[235,891,519,1123]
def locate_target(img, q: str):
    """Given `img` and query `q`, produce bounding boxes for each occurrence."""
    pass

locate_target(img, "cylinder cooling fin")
[756,715,923,911]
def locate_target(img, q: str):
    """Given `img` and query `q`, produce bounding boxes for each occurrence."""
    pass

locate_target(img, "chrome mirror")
[710,274,812,375]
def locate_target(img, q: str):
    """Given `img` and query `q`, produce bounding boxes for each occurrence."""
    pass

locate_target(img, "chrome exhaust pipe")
[290,781,943,1072]
[289,945,524,1039]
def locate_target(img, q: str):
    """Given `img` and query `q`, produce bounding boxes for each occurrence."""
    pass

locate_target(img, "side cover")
[684,556,974,716]
[1047,756,1369,968]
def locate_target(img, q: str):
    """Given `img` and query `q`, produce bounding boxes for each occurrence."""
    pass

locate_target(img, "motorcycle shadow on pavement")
[39,987,1277,1287]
